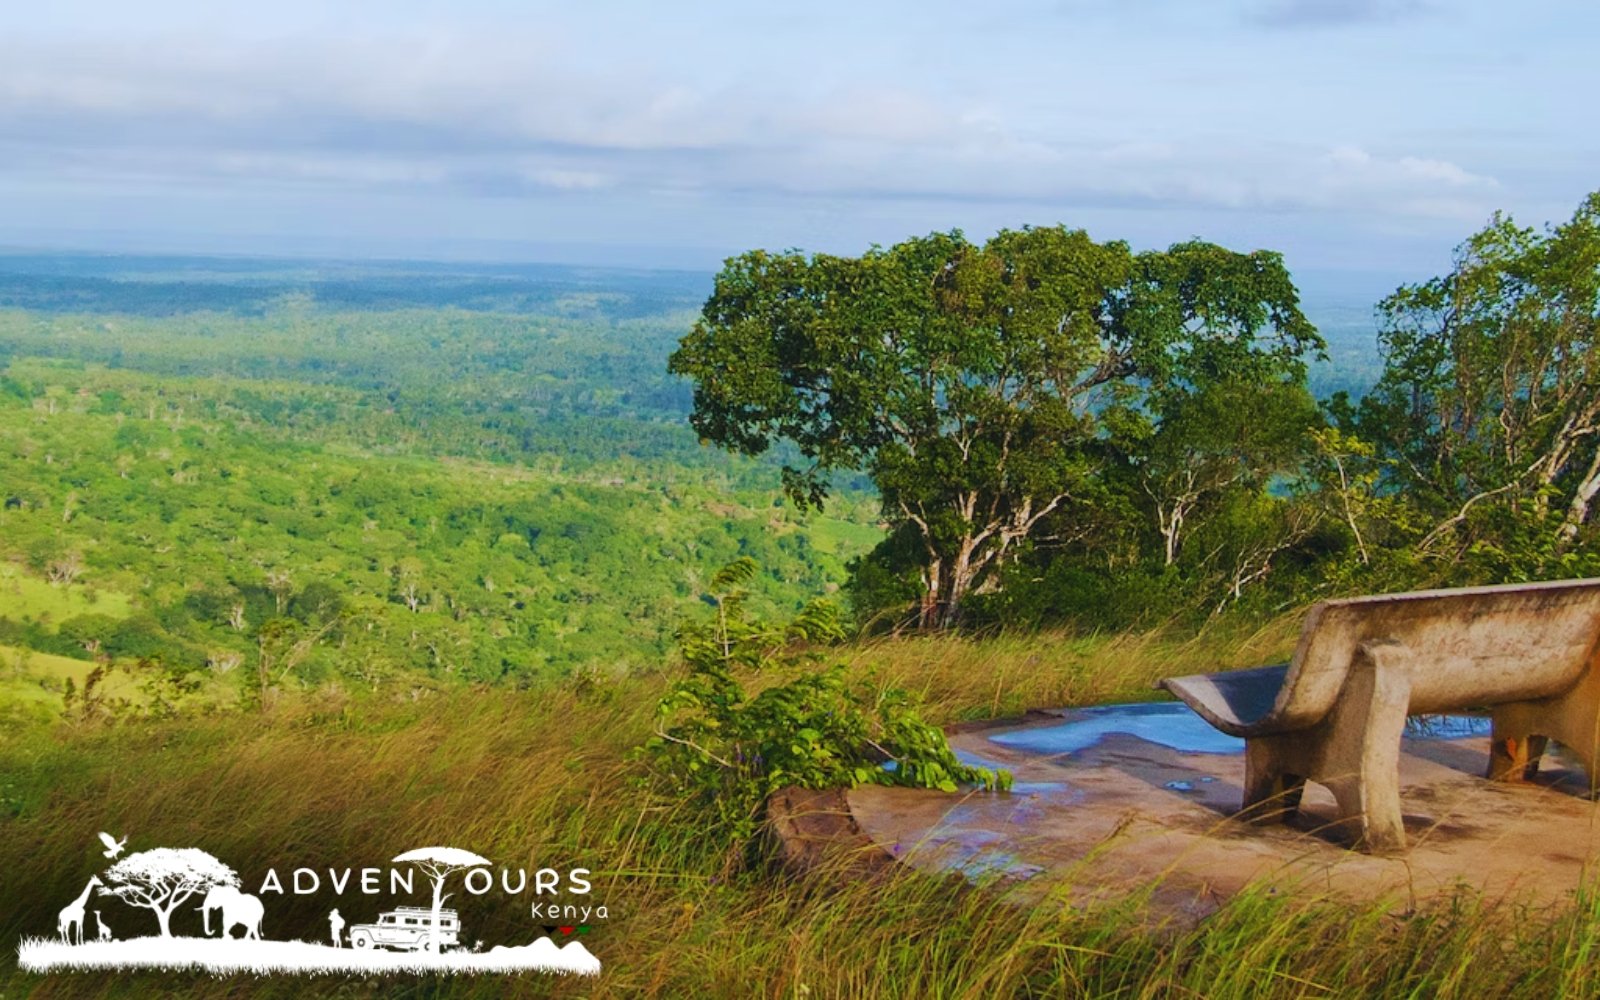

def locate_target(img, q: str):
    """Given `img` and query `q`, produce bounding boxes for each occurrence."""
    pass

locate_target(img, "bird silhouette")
[98,832,128,859]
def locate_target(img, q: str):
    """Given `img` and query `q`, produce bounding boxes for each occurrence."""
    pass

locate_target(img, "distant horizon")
[0,233,1424,306]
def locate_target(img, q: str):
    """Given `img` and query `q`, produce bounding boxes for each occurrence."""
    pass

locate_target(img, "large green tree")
[1354,191,1600,572]
[670,227,1321,628]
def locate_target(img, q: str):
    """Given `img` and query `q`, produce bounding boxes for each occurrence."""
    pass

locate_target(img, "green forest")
[0,261,883,722]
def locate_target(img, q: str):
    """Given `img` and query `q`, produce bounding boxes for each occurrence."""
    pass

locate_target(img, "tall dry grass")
[2,623,1598,998]
[840,616,1304,722]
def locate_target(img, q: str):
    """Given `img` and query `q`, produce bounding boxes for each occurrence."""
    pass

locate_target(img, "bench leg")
[1487,728,1547,782]
[1241,738,1305,823]
[1314,640,1412,855]
[1492,663,1600,792]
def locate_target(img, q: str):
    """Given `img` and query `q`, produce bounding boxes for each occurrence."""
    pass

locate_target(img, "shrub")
[644,558,1009,851]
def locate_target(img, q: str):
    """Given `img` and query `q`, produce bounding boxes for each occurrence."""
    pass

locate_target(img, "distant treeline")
[0,254,711,319]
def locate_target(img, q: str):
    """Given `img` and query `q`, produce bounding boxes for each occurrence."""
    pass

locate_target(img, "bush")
[644,559,1008,851]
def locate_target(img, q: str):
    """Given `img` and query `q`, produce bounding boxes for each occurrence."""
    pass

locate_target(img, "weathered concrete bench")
[1159,579,1600,853]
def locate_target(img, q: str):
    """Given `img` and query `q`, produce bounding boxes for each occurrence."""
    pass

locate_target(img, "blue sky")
[0,0,1593,285]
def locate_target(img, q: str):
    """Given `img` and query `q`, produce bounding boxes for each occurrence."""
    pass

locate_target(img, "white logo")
[97,832,128,860]
[19,835,603,976]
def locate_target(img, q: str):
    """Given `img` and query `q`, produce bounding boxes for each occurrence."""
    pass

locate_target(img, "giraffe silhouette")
[95,910,112,942]
[57,875,103,945]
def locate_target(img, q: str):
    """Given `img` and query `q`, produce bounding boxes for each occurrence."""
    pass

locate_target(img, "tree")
[1110,374,1320,568]
[288,580,345,624]
[47,550,85,587]
[58,613,122,658]
[103,847,238,937]
[670,227,1320,628]
[252,611,345,706]
[264,568,293,616]
[1356,191,1600,571]
[392,846,490,954]
[391,558,428,613]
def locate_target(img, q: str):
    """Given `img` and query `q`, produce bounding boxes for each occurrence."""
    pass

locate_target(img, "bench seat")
[1160,664,1289,736]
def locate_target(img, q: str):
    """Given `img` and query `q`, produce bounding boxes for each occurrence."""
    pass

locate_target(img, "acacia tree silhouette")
[392,847,490,954]
[104,848,239,937]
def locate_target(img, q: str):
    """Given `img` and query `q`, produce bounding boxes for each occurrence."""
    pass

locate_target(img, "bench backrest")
[1267,578,1600,730]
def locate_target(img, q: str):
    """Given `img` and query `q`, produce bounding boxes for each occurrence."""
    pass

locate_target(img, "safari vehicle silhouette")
[347,907,461,951]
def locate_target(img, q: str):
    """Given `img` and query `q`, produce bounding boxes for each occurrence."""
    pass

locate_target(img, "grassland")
[6,625,1600,999]
[0,571,133,626]
[1,643,149,723]
[1,644,125,690]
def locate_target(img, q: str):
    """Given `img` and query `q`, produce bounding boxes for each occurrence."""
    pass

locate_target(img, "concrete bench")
[1159,579,1600,853]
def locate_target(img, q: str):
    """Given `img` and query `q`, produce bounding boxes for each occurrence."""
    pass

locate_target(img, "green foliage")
[839,195,1600,630]
[646,560,1008,849]
[59,656,204,724]
[1350,190,1600,576]
[671,227,1323,629]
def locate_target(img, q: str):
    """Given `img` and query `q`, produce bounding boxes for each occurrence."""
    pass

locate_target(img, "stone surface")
[766,786,896,879]
[848,703,1600,920]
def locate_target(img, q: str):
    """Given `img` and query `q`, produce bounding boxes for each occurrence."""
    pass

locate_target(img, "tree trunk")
[916,549,977,631]
[944,542,980,628]
[428,880,445,954]
[156,904,174,937]
[1556,446,1600,552]
[917,558,942,631]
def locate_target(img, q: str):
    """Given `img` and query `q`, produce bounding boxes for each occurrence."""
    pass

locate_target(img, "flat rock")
[848,703,1599,920]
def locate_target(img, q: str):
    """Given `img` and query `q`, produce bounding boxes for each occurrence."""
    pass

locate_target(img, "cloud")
[1247,0,1431,28]
[0,28,1500,227]
[1324,145,1496,189]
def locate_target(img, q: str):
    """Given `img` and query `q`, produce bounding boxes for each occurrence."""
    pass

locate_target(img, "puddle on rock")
[953,747,1012,771]
[986,702,1503,758]
[988,702,1246,756]
[866,704,1566,889]
[1404,715,1492,740]
[902,833,1048,884]
[883,750,1086,815]
[936,783,1087,830]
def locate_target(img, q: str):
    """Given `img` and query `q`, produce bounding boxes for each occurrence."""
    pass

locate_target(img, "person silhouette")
[329,908,345,948]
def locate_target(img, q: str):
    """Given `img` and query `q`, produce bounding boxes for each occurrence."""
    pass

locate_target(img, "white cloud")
[519,167,612,192]
[1311,144,1498,217]
[1395,156,1482,186]
[0,27,1505,228]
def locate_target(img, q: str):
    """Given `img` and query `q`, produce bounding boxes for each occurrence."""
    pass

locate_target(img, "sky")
[0,0,1594,288]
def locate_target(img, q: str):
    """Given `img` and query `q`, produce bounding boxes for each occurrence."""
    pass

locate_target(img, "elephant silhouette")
[198,884,264,940]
